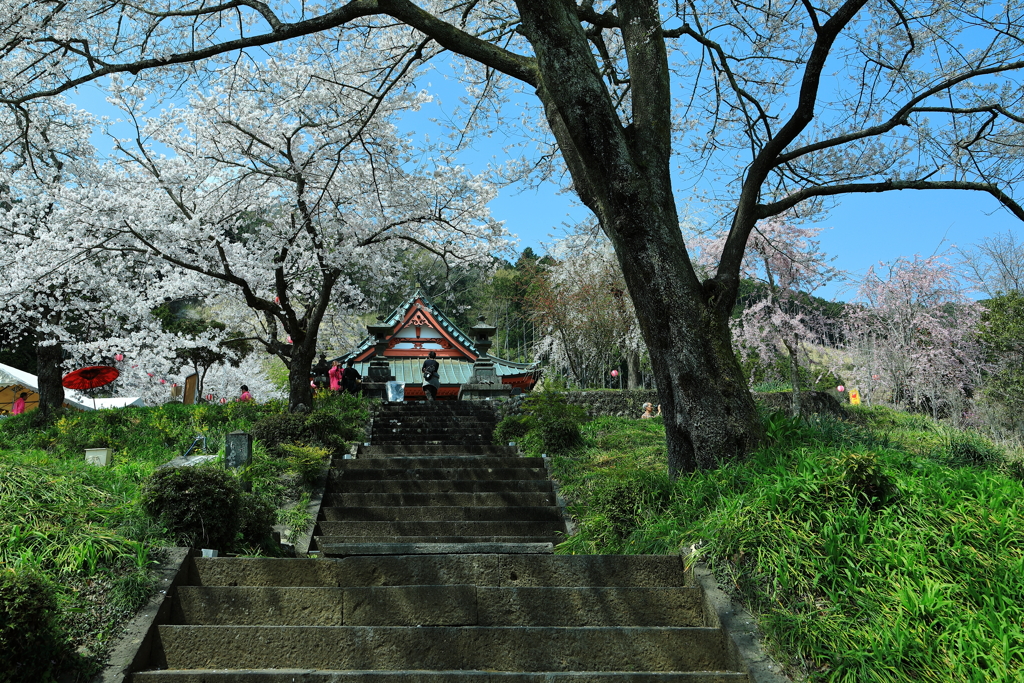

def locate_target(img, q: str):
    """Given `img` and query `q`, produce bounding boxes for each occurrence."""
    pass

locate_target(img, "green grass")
[551,406,1024,682]
[0,393,367,681]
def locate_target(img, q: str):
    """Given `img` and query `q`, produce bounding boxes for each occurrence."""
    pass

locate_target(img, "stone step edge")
[134,669,750,681]
[314,542,555,556]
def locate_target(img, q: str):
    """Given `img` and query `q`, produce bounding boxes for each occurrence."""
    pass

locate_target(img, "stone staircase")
[125,400,758,682]
[312,402,565,557]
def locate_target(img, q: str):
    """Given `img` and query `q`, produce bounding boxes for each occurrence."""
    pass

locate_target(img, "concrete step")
[315,535,563,546]
[323,492,557,508]
[328,480,553,494]
[135,670,749,682]
[316,542,555,556]
[374,417,497,427]
[188,555,686,589]
[331,457,544,470]
[320,506,563,522]
[357,445,520,457]
[175,585,704,627]
[329,468,549,481]
[155,625,730,671]
[315,520,564,537]
[370,444,497,448]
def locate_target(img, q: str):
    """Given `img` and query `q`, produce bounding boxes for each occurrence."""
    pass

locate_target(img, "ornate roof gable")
[348,289,479,362]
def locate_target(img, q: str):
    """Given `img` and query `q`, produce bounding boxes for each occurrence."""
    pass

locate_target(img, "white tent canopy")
[0,362,143,413]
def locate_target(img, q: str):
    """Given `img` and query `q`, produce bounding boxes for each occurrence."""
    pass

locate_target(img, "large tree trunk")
[287,341,317,413]
[36,339,65,416]
[518,0,762,475]
[627,351,641,390]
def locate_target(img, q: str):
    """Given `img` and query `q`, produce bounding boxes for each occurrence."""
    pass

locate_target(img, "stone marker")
[85,447,111,466]
[224,431,252,469]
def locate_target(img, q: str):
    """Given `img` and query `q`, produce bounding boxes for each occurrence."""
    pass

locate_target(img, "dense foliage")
[0,393,367,680]
[553,407,1024,682]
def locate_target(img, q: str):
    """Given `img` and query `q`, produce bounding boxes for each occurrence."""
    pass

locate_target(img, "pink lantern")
[274,296,280,304]
[159,378,166,384]
[611,370,619,377]
[871,374,880,380]
[172,382,178,387]
[286,336,293,344]
[219,397,227,404]
[147,372,154,377]
[205,393,213,401]
[837,385,845,392]
[114,353,124,362]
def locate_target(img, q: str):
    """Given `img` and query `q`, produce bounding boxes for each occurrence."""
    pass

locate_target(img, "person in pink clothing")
[328,360,343,392]
[238,385,253,402]
[12,392,27,415]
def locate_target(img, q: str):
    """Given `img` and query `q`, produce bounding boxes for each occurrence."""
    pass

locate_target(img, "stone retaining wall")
[494,388,844,421]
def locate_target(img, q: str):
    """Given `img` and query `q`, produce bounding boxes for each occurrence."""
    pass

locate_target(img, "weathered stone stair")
[312,402,566,556]
[124,400,759,681]
[133,554,748,681]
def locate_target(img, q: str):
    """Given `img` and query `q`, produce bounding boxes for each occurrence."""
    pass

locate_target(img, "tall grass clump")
[552,405,1024,682]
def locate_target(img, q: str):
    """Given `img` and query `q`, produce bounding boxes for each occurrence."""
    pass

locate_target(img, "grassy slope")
[0,395,365,681]
[550,407,1024,683]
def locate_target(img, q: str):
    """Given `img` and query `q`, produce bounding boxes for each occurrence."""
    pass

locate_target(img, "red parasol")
[62,366,120,391]
[62,366,120,410]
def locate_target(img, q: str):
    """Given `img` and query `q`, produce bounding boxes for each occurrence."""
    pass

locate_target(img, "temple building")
[336,290,539,400]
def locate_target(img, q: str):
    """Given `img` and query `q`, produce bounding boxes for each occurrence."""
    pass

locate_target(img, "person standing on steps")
[328,360,343,392]
[421,351,440,402]
[342,360,362,394]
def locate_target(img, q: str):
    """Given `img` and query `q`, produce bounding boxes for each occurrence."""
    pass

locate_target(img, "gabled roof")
[382,288,479,355]
[336,289,534,377]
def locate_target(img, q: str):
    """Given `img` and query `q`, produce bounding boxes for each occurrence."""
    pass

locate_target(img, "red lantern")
[871,374,880,380]
[172,382,178,387]
[205,393,213,401]
[274,296,280,304]
[159,378,166,384]
[219,397,227,404]
[286,336,293,344]
[114,353,124,362]
[610,369,619,377]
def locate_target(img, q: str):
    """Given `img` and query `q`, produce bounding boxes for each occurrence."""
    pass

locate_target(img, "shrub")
[277,443,331,485]
[941,428,1004,466]
[493,414,535,445]
[141,466,242,550]
[305,409,358,452]
[251,413,309,452]
[833,450,898,507]
[237,493,278,549]
[522,390,587,454]
[0,568,63,683]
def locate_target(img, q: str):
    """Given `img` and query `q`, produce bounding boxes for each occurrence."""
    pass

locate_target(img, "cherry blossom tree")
[845,255,985,420]
[530,235,644,389]
[694,217,842,416]
[3,1,1024,471]
[55,56,509,411]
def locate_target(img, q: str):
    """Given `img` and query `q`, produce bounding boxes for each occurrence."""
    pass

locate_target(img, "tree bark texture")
[36,339,65,415]
[517,0,762,474]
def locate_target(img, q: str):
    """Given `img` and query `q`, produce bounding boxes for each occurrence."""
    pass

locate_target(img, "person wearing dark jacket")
[421,351,441,402]
[342,361,362,394]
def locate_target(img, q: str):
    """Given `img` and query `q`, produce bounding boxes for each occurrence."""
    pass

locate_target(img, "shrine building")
[336,290,539,400]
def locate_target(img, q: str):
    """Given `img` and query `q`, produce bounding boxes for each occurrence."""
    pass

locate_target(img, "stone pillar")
[224,431,252,469]
[461,315,511,401]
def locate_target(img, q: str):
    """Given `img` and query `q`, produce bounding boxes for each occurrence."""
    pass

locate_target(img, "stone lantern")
[365,317,394,382]
[461,315,511,401]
